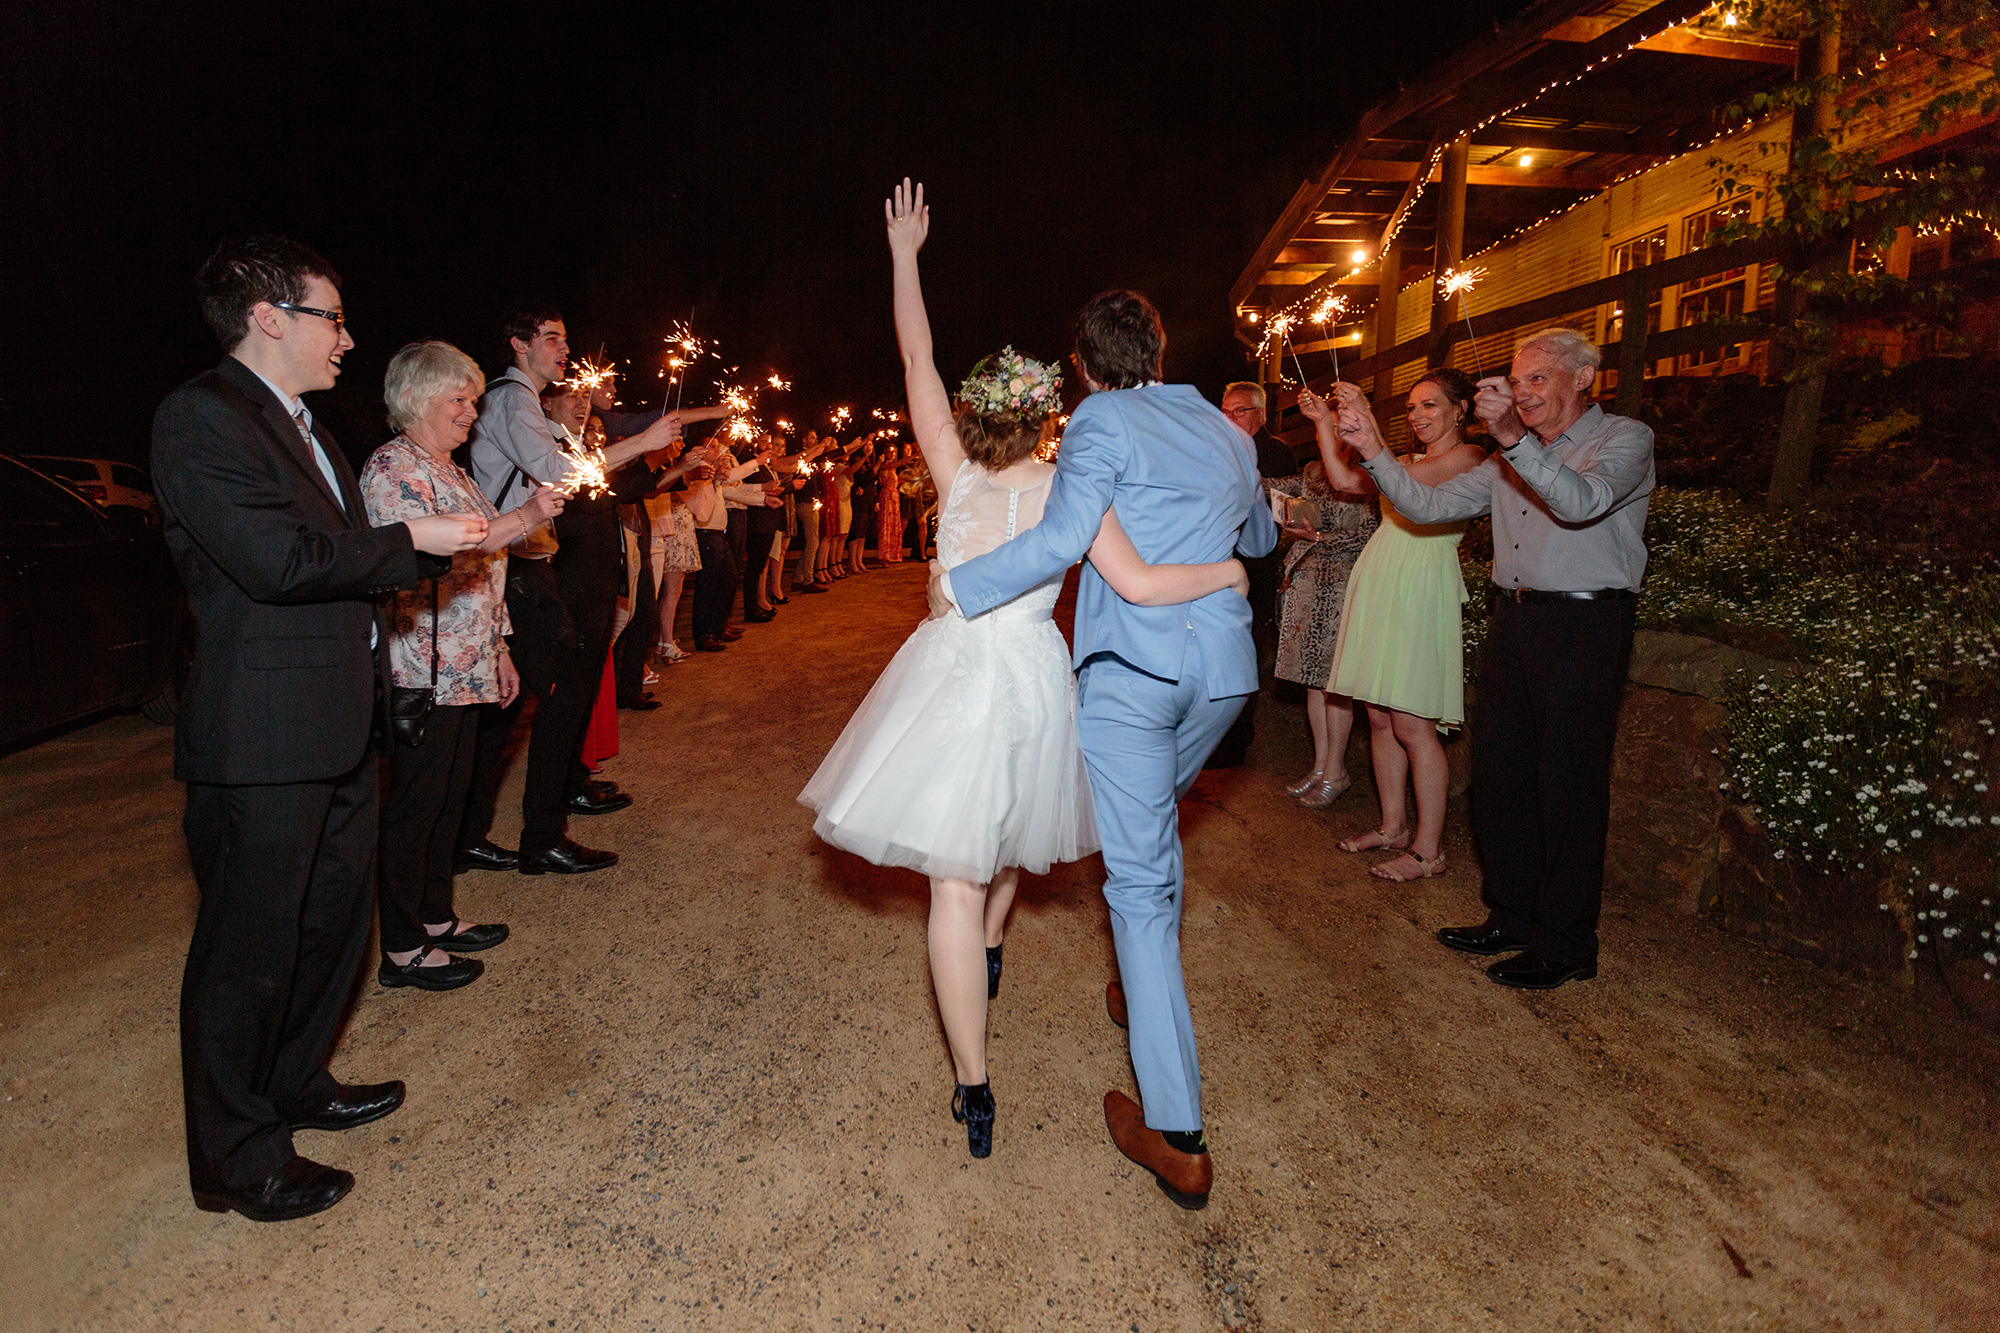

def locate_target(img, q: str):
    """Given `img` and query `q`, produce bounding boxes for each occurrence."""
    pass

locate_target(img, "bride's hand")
[885,178,928,257]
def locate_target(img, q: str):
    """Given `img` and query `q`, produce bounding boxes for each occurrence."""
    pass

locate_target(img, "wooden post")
[1613,266,1651,418]
[1428,135,1471,370]
[1372,244,1402,404]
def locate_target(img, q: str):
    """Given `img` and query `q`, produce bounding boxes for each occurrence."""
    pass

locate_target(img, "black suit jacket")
[151,357,445,785]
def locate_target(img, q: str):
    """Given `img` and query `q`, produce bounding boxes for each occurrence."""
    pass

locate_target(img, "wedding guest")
[362,342,566,990]
[1265,455,1376,808]
[1331,330,1653,989]
[457,309,682,876]
[154,235,485,1221]
[848,445,877,572]
[742,434,785,622]
[1209,381,1300,768]
[1302,370,1485,879]
[792,432,827,594]
[688,440,772,650]
[648,467,707,661]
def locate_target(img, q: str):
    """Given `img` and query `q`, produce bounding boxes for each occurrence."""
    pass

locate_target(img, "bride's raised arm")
[1087,506,1248,607]
[886,178,967,483]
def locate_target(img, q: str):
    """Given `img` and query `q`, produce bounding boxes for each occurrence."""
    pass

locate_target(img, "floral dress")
[359,437,510,705]
[1269,462,1377,687]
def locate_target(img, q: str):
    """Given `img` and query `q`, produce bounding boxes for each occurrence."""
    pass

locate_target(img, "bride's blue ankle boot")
[952,1082,995,1158]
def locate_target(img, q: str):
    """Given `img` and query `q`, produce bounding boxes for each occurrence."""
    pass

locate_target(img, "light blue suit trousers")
[1077,636,1242,1131]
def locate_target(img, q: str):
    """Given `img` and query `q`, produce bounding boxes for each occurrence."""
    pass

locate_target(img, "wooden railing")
[1271,233,1786,445]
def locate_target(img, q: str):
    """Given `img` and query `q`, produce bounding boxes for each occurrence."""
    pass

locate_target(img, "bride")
[799,180,1247,1159]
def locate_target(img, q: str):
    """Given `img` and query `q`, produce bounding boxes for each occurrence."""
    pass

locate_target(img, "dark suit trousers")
[1472,596,1636,968]
[180,752,378,1190]
[458,557,590,856]
[692,528,738,642]
[741,527,777,611]
[379,703,477,955]
[613,524,659,706]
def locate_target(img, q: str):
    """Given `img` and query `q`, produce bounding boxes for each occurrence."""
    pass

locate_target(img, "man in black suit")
[151,235,486,1222]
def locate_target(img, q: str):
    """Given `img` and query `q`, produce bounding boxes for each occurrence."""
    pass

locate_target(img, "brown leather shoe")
[1106,978,1128,1029]
[1103,1090,1212,1210]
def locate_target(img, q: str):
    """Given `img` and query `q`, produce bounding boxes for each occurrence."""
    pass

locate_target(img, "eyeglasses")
[274,302,346,331]
[1223,406,1263,418]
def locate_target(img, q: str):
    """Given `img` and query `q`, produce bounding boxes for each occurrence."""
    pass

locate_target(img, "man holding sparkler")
[154,235,487,1221]
[458,312,701,877]
[1329,328,1653,990]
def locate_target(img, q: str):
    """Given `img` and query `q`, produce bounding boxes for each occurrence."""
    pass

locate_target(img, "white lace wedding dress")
[799,459,1098,882]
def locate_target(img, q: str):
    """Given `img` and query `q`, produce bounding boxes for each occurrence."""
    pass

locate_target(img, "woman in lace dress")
[1267,461,1377,808]
[800,180,1246,1160]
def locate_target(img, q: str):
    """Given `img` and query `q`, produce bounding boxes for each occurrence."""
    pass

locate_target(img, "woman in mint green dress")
[1296,369,1486,882]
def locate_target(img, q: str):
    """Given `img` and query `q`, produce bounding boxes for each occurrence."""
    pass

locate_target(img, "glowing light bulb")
[1520,153,1534,167]
[1723,9,1739,25]
[1350,249,1368,264]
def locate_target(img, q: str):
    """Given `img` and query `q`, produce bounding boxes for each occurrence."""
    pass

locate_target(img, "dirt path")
[3,564,1995,1331]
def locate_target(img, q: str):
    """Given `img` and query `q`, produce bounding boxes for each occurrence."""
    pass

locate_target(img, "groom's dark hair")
[1073,289,1165,390]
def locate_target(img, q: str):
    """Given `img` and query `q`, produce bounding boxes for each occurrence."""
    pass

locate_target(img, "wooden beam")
[1339,156,1632,191]
[1543,14,1793,63]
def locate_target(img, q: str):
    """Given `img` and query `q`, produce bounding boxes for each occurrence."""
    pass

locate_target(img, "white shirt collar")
[237,359,307,424]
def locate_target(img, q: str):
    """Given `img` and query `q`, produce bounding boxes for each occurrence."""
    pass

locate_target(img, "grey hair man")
[1329,326,1653,990]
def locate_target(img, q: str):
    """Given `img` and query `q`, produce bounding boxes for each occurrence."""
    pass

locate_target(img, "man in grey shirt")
[1330,327,1653,989]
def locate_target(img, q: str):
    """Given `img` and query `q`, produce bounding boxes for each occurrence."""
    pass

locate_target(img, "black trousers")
[692,528,738,643]
[1472,596,1636,967]
[181,749,378,1191]
[458,557,590,856]
[379,703,478,955]
[613,529,659,705]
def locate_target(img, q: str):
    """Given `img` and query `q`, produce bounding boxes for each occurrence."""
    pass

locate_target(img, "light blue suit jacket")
[949,383,1280,699]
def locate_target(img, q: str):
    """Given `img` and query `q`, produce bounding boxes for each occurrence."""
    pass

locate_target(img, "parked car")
[23,455,157,524]
[0,454,184,747]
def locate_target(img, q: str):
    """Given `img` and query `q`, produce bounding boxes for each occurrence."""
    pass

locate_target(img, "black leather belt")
[1498,587,1637,603]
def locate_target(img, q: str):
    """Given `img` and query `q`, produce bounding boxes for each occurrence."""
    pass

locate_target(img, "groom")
[936,290,1278,1209]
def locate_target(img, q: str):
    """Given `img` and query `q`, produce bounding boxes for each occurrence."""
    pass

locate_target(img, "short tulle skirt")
[798,609,1098,883]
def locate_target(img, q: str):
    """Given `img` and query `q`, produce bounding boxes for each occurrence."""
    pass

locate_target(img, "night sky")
[8,2,1527,466]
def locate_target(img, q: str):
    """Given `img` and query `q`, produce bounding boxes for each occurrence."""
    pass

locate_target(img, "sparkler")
[555,445,610,498]
[1439,265,1486,369]
[830,406,852,429]
[1308,292,1350,381]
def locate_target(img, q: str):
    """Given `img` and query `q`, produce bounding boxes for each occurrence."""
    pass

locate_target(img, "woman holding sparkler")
[801,180,1248,1160]
[1266,458,1378,808]
[1296,370,1486,882]
[361,341,568,989]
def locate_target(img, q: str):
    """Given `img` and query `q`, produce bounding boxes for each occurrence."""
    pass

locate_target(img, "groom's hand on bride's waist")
[926,560,957,620]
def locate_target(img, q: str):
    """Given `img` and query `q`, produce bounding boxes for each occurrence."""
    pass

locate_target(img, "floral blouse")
[359,437,511,705]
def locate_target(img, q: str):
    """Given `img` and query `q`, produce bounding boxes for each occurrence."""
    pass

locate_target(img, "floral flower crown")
[956,346,1062,421]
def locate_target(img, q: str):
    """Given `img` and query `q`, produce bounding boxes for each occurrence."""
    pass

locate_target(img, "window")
[109,462,153,492]
[1606,227,1666,343]
[1677,198,1755,370]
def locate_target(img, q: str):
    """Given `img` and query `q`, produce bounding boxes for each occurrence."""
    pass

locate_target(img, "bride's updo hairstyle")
[954,346,1063,469]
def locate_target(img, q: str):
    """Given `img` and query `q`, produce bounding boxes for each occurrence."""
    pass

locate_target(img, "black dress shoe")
[566,786,633,815]
[1486,950,1597,990]
[378,951,483,991]
[193,1155,353,1222]
[519,837,619,875]
[289,1079,406,1131]
[743,607,776,622]
[720,626,744,641]
[452,839,519,874]
[583,778,622,800]
[1437,923,1532,956]
[695,637,727,652]
[771,595,790,605]
[425,921,509,953]
[617,696,662,711]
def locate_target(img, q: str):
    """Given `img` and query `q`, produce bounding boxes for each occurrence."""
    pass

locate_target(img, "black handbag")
[389,581,439,747]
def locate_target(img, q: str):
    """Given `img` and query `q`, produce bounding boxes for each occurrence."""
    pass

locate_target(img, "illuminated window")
[1606,227,1667,343]
[1678,198,1754,370]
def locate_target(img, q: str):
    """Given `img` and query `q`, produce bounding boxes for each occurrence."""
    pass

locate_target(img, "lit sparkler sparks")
[830,406,852,429]
[1439,265,1486,364]
[1309,293,1350,380]
[556,446,610,498]
[766,373,792,391]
